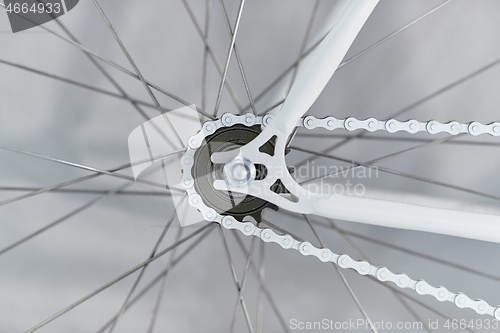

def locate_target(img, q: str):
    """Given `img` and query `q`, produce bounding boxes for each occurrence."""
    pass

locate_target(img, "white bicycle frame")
[212,0,500,244]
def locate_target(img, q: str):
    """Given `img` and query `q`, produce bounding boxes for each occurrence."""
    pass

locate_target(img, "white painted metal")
[269,0,380,136]
[314,195,500,243]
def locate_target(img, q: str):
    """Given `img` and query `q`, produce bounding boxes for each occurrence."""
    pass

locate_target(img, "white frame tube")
[271,0,380,135]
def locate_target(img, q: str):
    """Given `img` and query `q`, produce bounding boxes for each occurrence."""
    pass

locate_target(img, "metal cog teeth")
[181,113,276,225]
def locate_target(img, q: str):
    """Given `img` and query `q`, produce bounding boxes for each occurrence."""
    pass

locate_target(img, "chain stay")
[181,112,500,321]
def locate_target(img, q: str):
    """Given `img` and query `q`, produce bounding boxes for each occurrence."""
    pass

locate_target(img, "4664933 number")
[5,2,61,14]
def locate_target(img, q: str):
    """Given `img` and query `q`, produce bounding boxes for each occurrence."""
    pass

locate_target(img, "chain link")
[181,112,500,321]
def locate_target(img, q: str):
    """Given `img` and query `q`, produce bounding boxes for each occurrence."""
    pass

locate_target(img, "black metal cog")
[192,124,282,222]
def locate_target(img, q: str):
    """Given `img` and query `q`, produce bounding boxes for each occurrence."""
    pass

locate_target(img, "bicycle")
[1,0,500,332]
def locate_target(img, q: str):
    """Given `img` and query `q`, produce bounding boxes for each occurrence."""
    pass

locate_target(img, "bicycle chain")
[302,115,500,136]
[180,113,500,320]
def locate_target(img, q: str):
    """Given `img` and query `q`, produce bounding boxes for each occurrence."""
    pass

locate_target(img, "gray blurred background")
[1,0,500,332]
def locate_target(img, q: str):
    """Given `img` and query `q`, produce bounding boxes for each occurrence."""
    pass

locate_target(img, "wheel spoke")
[106,195,186,333]
[299,135,455,184]
[0,186,170,196]
[321,217,446,333]
[51,19,167,125]
[219,0,257,115]
[228,236,256,333]
[146,227,183,333]
[281,0,319,150]
[181,0,243,113]
[0,144,185,191]
[92,0,184,149]
[382,282,480,333]
[257,98,285,116]
[0,59,170,113]
[251,36,324,115]
[308,218,500,283]
[270,212,483,331]
[394,294,434,333]
[338,0,453,69]
[232,232,290,333]
[252,0,452,115]
[292,143,500,202]
[217,226,254,333]
[0,149,183,207]
[295,55,500,165]
[95,227,214,333]
[213,0,246,117]
[303,215,379,333]
[26,223,214,333]
[261,218,304,242]
[0,182,131,256]
[390,58,500,120]
[0,2,213,119]
[256,240,265,333]
[295,132,500,148]
[201,0,212,114]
